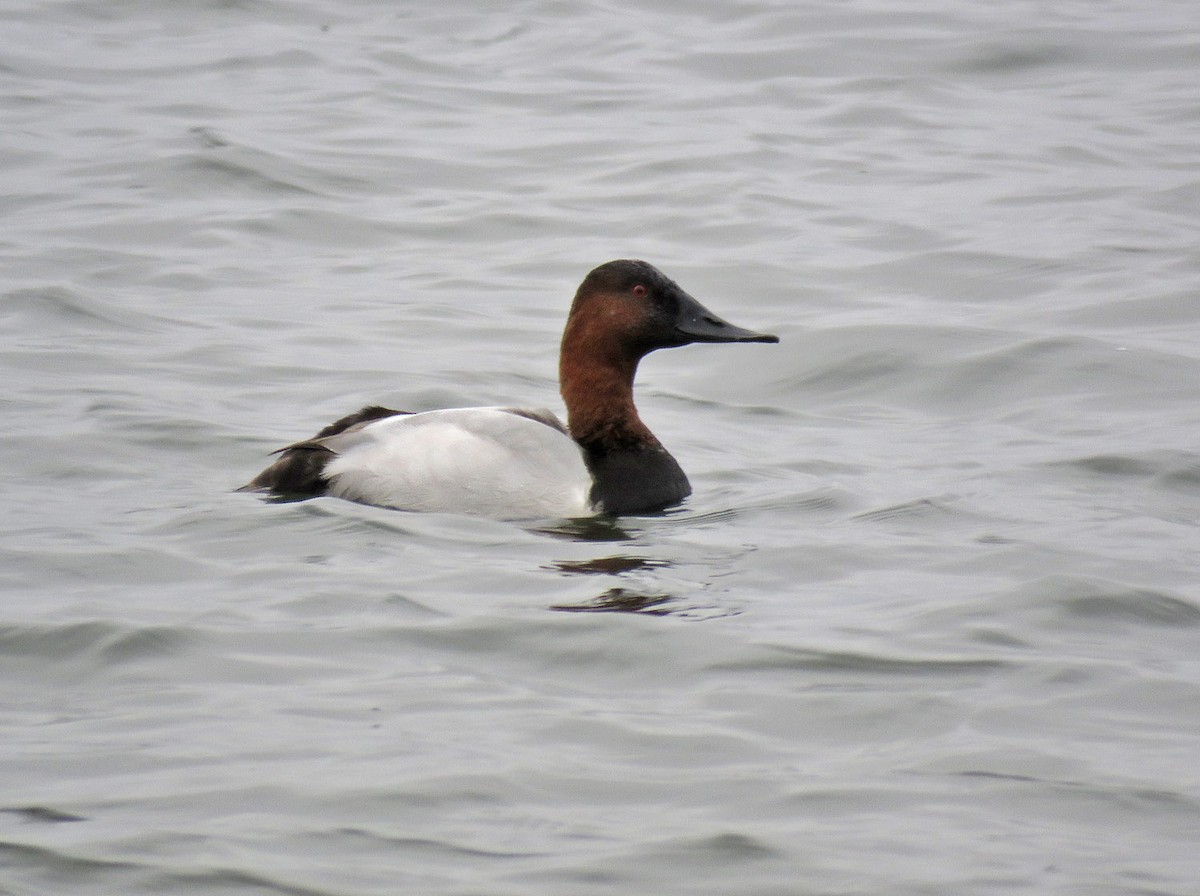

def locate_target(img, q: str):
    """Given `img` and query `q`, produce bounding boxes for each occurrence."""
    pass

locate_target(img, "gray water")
[3,1,1199,893]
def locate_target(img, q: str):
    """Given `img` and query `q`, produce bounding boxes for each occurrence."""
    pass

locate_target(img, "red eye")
[631,284,648,298]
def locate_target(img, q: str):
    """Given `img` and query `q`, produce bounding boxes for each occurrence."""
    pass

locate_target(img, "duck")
[241,259,778,519]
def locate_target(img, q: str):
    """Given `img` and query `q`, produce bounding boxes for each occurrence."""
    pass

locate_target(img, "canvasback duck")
[241,260,777,519]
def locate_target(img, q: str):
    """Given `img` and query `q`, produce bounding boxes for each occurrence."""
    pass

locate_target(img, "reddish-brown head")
[559,260,777,445]
[562,259,777,365]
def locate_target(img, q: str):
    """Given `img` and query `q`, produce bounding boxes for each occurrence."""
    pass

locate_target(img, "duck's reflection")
[544,553,680,615]
[527,516,635,542]
[546,555,668,576]
[550,586,675,615]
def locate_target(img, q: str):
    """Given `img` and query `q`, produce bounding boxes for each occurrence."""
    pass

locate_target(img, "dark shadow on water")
[527,516,638,542]
[551,585,739,619]
[546,555,670,576]
[550,587,676,616]
[1,806,87,824]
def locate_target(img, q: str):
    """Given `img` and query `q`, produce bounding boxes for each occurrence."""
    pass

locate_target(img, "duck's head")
[564,259,779,361]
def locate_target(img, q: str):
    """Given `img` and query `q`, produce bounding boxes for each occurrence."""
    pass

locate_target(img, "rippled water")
[3,1,1199,893]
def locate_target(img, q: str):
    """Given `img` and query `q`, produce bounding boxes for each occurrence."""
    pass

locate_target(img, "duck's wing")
[497,406,570,435]
[312,405,410,439]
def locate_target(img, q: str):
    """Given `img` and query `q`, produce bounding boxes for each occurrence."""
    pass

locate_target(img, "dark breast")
[581,443,692,515]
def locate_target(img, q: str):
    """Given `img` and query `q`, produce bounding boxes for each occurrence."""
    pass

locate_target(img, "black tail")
[239,405,408,498]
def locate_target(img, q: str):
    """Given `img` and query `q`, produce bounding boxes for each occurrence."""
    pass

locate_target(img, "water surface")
[2,1,1199,893]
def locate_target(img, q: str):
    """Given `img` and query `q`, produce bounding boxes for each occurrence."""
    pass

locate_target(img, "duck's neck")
[559,347,659,450]
[559,332,692,514]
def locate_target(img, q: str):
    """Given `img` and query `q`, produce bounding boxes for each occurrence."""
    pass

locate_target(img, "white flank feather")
[321,407,593,520]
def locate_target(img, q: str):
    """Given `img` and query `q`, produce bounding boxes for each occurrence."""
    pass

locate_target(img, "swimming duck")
[242,259,778,519]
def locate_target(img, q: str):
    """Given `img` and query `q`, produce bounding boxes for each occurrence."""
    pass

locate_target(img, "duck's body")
[242,260,777,520]
[323,407,592,519]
